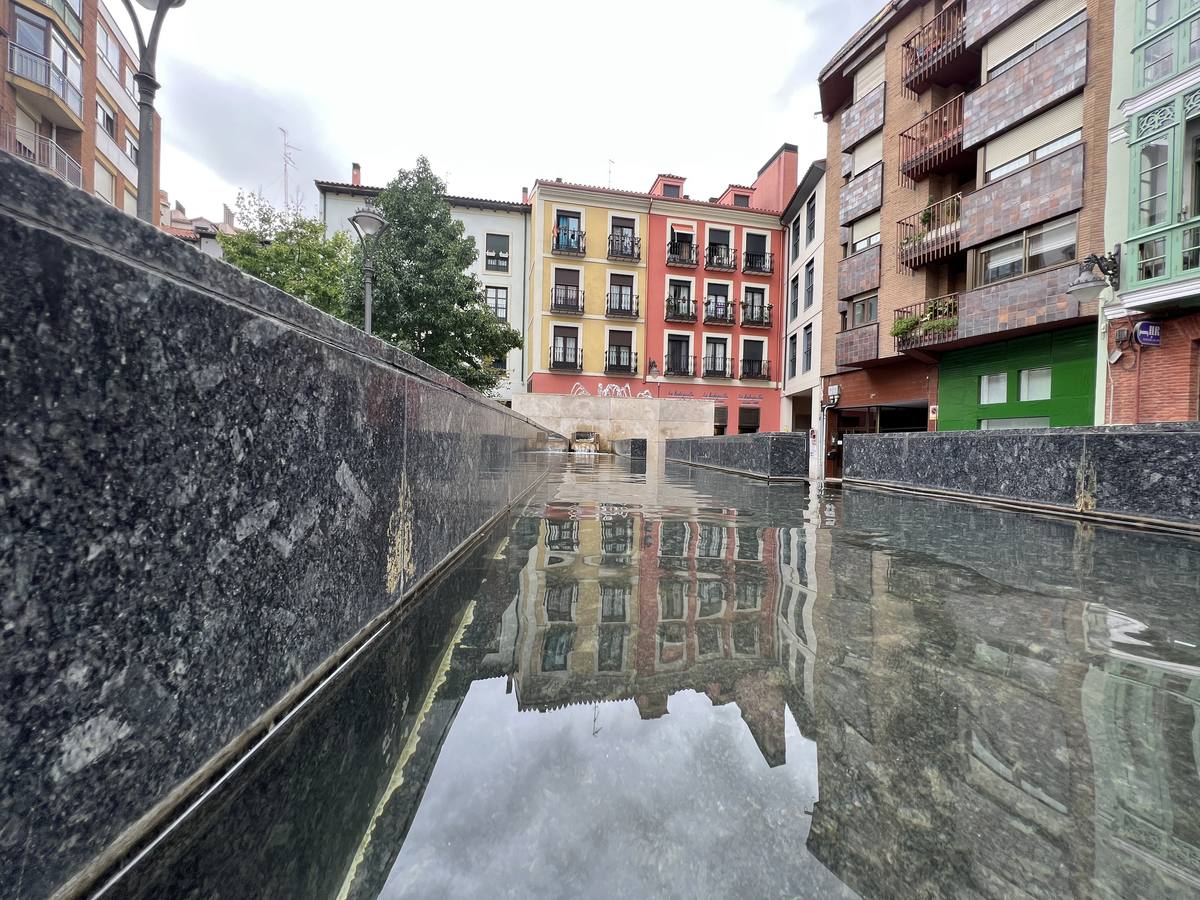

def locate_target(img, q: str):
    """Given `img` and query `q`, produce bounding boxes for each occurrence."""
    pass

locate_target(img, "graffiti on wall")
[571,382,653,400]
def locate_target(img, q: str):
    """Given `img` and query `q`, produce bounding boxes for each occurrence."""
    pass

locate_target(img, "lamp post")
[120,0,184,224]
[1067,246,1122,301]
[349,206,389,336]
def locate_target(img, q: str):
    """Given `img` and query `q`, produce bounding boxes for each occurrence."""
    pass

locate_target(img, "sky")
[140,0,884,221]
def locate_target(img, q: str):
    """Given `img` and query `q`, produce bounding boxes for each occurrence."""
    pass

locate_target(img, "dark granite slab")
[665,433,810,480]
[611,438,647,459]
[0,155,560,900]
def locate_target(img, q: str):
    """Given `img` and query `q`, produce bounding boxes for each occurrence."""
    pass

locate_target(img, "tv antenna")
[607,159,614,188]
[280,127,300,208]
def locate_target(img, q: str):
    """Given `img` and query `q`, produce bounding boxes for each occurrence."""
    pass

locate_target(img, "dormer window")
[662,183,681,198]
[733,194,750,207]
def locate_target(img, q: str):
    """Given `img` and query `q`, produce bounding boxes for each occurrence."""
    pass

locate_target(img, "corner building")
[817,0,1113,477]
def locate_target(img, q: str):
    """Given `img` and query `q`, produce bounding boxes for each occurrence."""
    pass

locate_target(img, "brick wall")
[837,245,881,299]
[958,265,1097,339]
[963,22,1089,148]
[836,323,880,367]
[965,0,1043,47]
[1106,312,1200,423]
[840,83,886,151]
[838,163,883,225]
[960,144,1085,247]
[826,357,938,407]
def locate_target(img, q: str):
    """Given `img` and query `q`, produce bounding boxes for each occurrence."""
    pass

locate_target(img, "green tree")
[341,156,521,393]
[218,192,351,317]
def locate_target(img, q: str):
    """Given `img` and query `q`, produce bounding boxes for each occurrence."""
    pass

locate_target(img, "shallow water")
[106,455,1200,899]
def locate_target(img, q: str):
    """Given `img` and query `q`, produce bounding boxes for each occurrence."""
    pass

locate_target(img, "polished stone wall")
[665,433,810,480]
[612,438,647,459]
[0,156,559,900]
[843,424,1200,526]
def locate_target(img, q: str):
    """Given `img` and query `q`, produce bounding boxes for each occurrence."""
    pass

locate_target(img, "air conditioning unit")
[1114,327,1131,344]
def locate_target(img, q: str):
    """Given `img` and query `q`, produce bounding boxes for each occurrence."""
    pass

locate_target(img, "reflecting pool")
[105,455,1200,899]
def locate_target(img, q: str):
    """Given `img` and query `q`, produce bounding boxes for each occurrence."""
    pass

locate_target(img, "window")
[545,583,576,622]
[485,286,508,319]
[1192,19,1200,63]
[1020,367,1052,401]
[667,335,691,374]
[976,215,1077,286]
[705,337,728,375]
[93,162,115,204]
[742,339,765,379]
[733,194,750,207]
[607,330,634,369]
[125,67,137,100]
[1144,34,1175,84]
[660,580,687,618]
[789,275,799,320]
[598,626,625,672]
[485,233,509,271]
[698,582,724,617]
[985,129,1083,182]
[714,406,728,436]
[1145,0,1177,30]
[802,324,813,372]
[981,416,1050,430]
[662,183,680,198]
[554,210,583,252]
[989,10,1087,78]
[791,221,800,261]
[804,260,814,308]
[849,211,881,254]
[738,406,761,434]
[853,51,885,101]
[15,8,47,54]
[96,97,116,139]
[96,23,120,74]
[708,228,730,247]
[609,273,634,313]
[788,334,797,378]
[541,627,572,672]
[850,295,877,327]
[980,373,1008,405]
[51,32,82,93]
[1137,236,1167,280]
[601,583,628,622]
[124,131,138,164]
[805,195,816,243]
[850,231,880,254]
[744,286,766,318]
[552,325,579,367]
[1139,138,1171,229]
[668,278,691,301]
[123,190,136,217]
[698,524,725,559]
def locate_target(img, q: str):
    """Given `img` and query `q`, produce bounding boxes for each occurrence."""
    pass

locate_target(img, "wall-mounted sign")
[1134,321,1162,347]
[929,404,939,420]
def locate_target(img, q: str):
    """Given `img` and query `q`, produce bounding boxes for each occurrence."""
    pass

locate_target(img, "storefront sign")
[1134,321,1162,347]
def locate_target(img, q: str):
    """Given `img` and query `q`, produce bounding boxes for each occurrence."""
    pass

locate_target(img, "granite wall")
[842,424,1200,527]
[611,438,647,459]
[0,155,560,900]
[665,433,810,480]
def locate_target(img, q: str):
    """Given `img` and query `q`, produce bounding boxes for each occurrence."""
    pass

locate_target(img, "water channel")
[102,455,1200,899]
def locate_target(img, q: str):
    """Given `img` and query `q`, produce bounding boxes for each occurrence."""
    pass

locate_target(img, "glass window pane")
[1191,19,1200,62]
[1144,34,1175,83]
[980,235,1024,284]
[1138,237,1167,279]
[980,372,1007,405]
[1019,367,1052,401]
[1027,217,1076,271]
[1183,227,1200,271]
[1145,0,1178,31]
[1035,130,1082,160]
[1139,138,1171,228]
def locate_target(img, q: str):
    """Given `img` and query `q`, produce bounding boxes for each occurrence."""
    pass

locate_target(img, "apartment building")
[818,0,1113,476]
[316,168,531,402]
[779,160,827,464]
[527,144,794,434]
[1,0,159,212]
[1100,0,1200,423]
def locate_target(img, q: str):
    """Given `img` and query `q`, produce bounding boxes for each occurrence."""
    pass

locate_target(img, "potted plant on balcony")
[922,315,958,335]
[891,315,920,338]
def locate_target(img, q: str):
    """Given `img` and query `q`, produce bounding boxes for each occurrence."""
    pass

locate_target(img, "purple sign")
[1134,321,1162,347]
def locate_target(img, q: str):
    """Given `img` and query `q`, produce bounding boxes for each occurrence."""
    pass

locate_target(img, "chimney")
[223,204,235,227]
[351,162,361,186]
[174,200,186,216]
[521,186,529,204]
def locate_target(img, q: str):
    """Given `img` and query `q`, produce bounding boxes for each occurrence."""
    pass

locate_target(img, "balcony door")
[744,287,766,320]
[556,211,582,250]
[667,335,690,374]
[608,330,633,371]
[611,216,635,256]
[553,326,579,368]
[552,268,580,308]
[742,339,765,378]
[609,273,634,314]
[745,232,767,268]
[705,337,728,374]
[708,283,730,319]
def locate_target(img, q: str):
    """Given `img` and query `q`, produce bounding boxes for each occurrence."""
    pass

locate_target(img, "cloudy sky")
[142,0,882,220]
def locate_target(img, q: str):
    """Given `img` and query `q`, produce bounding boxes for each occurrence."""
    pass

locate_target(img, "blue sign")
[1134,321,1162,347]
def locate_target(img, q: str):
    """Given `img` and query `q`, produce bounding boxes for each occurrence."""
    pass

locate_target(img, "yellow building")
[525,181,649,395]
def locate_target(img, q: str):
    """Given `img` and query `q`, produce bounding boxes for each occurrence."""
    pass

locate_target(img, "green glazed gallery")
[936,325,1096,431]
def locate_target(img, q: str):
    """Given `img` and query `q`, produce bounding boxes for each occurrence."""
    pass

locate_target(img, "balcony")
[1129,222,1200,292]
[606,292,639,318]
[835,322,880,368]
[701,356,733,378]
[898,94,965,184]
[7,44,84,125]
[667,241,698,267]
[897,194,961,270]
[740,303,772,328]
[549,346,582,371]
[608,233,641,260]
[550,286,585,315]
[664,295,696,322]
[901,0,969,94]
[743,250,773,274]
[705,245,737,271]
[892,294,959,353]
[665,355,695,377]
[604,348,638,374]
[1,124,82,188]
[740,359,770,380]
[551,229,586,255]
[703,298,736,325]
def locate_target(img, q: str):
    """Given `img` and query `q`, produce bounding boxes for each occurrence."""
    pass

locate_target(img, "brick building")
[817,0,1114,477]
[1,0,160,213]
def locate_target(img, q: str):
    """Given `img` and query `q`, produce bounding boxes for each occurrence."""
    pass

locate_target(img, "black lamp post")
[349,207,389,335]
[120,0,185,224]
[1067,247,1122,301]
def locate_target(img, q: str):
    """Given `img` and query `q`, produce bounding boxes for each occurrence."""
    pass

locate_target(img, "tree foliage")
[341,156,521,392]
[218,192,351,317]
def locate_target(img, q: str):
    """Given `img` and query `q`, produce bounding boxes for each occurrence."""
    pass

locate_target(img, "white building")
[779,161,826,479]
[315,165,530,402]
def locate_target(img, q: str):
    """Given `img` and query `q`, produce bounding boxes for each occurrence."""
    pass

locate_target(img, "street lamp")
[1067,246,1122,302]
[349,206,389,336]
[121,0,185,224]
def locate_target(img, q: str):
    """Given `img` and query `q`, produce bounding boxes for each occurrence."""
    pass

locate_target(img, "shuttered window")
[853,131,884,175]
[853,51,885,101]
[984,0,1086,75]
[985,95,1084,172]
[850,212,881,246]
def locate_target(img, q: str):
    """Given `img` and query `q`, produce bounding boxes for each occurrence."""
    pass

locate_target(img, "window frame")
[988,10,1087,80]
[96,95,116,139]
[789,274,799,320]
[804,259,815,308]
[805,195,817,244]
[1133,0,1200,88]
[787,333,798,378]
[973,213,1078,289]
[980,372,1008,405]
[484,284,508,320]
[484,232,510,272]
[1019,366,1052,401]
[984,129,1083,183]
[849,294,877,328]
[96,22,121,76]
[802,323,813,372]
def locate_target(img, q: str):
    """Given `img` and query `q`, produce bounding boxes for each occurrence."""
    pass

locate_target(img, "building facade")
[780,160,827,475]
[1100,0,1200,423]
[316,167,531,401]
[818,0,1113,476]
[1,0,159,214]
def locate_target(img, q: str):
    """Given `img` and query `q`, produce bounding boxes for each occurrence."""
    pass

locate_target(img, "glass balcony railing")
[8,44,83,118]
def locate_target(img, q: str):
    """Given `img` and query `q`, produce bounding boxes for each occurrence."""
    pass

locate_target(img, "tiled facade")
[959,144,1085,246]
[957,264,1082,338]
[840,83,886,150]
[837,162,883,224]
[964,0,1044,44]
[836,245,881,300]
[835,323,880,368]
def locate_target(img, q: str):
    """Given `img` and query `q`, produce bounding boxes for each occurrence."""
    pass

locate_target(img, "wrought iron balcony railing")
[665,354,695,376]
[607,233,640,260]
[899,93,964,183]
[606,292,639,317]
[549,346,583,370]
[664,295,696,321]
[743,250,773,274]
[703,298,736,324]
[551,229,586,255]
[550,285,585,314]
[604,348,638,374]
[1,124,82,188]
[705,245,737,270]
[901,0,967,93]
[740,359,770,380]
[702,356,733,378]
[8,45,83,118]
[892,294,959,351]
[741,303,772,327]
[667,241,698,267]
[897,194,961,270]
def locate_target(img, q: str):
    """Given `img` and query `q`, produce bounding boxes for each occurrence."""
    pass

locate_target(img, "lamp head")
[1066,264,1107,302]
[135,0,186,8]
[349,206,388,242]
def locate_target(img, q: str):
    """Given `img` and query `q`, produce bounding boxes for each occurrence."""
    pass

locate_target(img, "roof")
[445,194,529,213]
[532,178,784,217]
[655,173,686,180]
[314,180,528,212]
[818,1,900,82]
[313,179,384,198]
[756,142,799,177]
[165,226,200,242]
[817,1,911,116]
[781,160,828,223]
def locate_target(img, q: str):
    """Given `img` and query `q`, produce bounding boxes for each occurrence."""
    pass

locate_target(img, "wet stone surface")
[104,456,1200,900]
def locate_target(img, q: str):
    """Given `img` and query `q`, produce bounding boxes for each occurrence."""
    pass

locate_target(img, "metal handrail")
[1,124,83,188]
[899,93,964,179]
[607,233,640,259]
[702,356,733,377]
[550,285,585,313]
[705,245,737,269]
[893,294,960,350]
[665,354,695,376]
[604,348,638,373]
[605,292,639,317]
[549,346,583,369]
[665,295,696,320]
[897,193,962,269]
[901,0,966,89]
[667,241,698,266]
[703,298,736,323]
[741,302,772,326]
[8,44,83,117]
[552,229,586,254]
[743,250,773,274]
[740,359,771,380]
